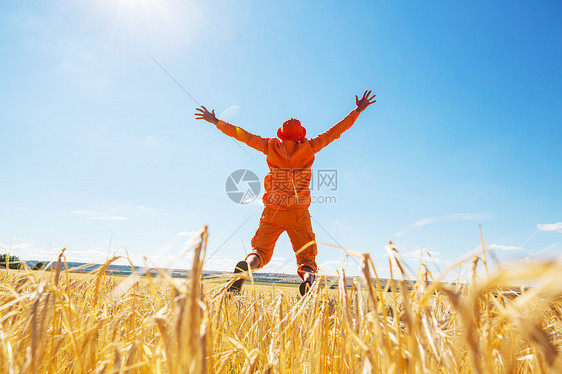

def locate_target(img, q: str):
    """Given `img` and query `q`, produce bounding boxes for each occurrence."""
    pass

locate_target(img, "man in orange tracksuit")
[195,90,376,295]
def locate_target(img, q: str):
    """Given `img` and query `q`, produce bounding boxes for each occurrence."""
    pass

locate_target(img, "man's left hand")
[355,90,376,113]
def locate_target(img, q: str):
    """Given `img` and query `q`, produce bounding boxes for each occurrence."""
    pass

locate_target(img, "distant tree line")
[0,255,50,270]
[0,254,22,269]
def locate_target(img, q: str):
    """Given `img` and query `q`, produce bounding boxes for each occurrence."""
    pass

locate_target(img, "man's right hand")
[355,90,376,113]
[195,106,219,124]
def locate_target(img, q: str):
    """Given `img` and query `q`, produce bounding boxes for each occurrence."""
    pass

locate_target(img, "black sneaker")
[227,261,249,295]
[299,280,312,296]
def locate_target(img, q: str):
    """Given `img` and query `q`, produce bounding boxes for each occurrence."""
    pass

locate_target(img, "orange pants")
[247,207,318,279]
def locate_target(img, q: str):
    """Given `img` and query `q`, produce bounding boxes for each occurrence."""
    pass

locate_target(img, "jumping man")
[195,90,376,295]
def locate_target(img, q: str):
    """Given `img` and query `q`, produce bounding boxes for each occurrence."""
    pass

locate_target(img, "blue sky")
[1,1,561,278]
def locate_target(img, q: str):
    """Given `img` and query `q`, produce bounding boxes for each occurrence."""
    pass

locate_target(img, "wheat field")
[1,227,561,373]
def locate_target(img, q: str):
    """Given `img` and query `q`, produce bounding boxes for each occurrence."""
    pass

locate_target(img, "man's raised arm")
[195,106,269,153]
[309,90,376,153]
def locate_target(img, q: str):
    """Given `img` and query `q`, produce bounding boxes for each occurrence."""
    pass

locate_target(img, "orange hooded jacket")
[216,110,360,211]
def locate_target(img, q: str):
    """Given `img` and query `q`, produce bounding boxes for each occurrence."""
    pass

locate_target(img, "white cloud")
[67,248,115,264]
[69,210,98,217]
[1,238,217,271]
[176,230,201,249]
[67,210,128,221]
[318,260,344,274]
[177,230,199,237]
[203,256,238,272]
[130,253,192,269]
[537,222,562,233]
[467,243,524,255]
[3,242,34,250]
[318,259,362,276]
[399,248,446,265]
[395,213,492,237]
[402,248,438,259]
[90,216,128,221]
[0,242,63,263]
[256,256,296,274]
[63,249,191,269]
[137,205,162,213]
[267,256,288,266]
[485,244,524,251]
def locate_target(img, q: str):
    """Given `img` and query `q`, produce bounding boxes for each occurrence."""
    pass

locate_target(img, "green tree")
[0,254,22,269]
[34,262,46,270]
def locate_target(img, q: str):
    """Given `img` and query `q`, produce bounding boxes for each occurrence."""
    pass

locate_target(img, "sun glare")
[93,0,201,50]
